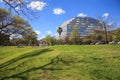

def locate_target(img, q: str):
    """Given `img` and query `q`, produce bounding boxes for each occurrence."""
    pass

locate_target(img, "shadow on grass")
[1,54,82,80]
[1,55,62,80]
[0,48,52,69]
[0,53,84,80]
[4,76,29,80]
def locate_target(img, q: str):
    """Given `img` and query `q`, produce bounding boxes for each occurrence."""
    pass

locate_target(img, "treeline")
[40,28,120,45]
[81,28,120,44]
[0,8,37,46]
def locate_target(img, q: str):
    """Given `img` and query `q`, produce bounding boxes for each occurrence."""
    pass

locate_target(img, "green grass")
[0,45,120,80]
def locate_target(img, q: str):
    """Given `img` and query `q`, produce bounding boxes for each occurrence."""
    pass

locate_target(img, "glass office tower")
[60,17,103,39]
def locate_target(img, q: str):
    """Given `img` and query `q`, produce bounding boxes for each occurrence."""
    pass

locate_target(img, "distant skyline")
[0,0,120,39]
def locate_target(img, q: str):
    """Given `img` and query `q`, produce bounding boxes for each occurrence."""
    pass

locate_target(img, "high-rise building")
[60,17,103,39]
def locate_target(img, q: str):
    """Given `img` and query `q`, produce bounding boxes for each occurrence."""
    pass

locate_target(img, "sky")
[0,0,120,39]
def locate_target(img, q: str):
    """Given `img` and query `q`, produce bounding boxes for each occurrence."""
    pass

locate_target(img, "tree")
[44,35,53,45]
[0,8,29,37]
[82,35,92,44]
[98,13,115,44]
[0,33,10,45]
[0,8,11,34]
[21,27,37,45]
[57,27,62,37]
[92,30,103,42]
[101,21,108,44]
[10,29,38,46]
[2,0,30,16]
[69,26,81,44]
[41,35,58,46]
[0,8,37,45]
[112,28,120,41]
[1,0,46,18]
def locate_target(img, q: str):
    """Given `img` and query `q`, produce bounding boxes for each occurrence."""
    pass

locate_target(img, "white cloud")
[15,7,20,10]
[46,30,52,35]
[53,8,65,15]
[102,13,109,17]
[0,0,3,2]
[27,1,46,11]
[77,13,87,17]
[108,22,113,26]
[39,35,45,40]
[34,30,41,35]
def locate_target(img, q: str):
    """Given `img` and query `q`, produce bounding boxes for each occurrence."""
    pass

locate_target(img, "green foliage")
[41,35,59,45]
[44,35,53,45]
[0,8,37,45]
[0,45,120,80]
[82,37,91,44]
[69,26,81,44]
[0,34,10,46]
[12,16,25,28]
[112,28,120,41]
[0,8,9,18]
[82,30,113,44]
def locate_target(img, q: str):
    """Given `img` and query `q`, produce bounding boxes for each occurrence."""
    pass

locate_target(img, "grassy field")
[0,45,120,80]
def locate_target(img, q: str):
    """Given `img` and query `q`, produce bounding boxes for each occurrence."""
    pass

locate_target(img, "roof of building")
[60,17,100,28]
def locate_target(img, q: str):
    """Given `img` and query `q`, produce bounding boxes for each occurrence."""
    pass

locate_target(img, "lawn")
[0,45,120,80]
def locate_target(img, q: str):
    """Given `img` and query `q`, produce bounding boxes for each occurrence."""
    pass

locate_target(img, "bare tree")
[98,13,116,44]
[1,0,43,19]
[3,0,27,14]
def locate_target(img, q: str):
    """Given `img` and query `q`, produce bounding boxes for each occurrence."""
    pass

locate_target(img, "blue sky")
[0,0,120,39]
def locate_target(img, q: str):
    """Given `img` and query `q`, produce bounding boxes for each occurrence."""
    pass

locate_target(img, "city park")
[0,1,120,80]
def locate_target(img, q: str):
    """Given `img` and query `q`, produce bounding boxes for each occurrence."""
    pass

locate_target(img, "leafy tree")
[82,30,113,44]
[107,31,113,42]
[69,26,81,44]
[0,33,10,45]
[112,28,120,41]
[0,8,37,45]
[0,8,11,34]
[44,35,53,45]
[10,30,37,46]
[22,28,37,45]
[41,35,59,45]
[0,8,30,37]
[82,36,91,44]
[63,36,71,44]
[92,30,103,42]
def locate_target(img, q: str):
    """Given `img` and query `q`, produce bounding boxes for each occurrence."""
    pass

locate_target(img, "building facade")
[60,17,103,39]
